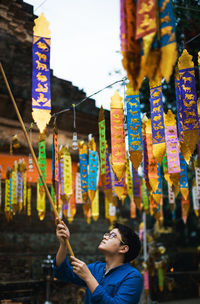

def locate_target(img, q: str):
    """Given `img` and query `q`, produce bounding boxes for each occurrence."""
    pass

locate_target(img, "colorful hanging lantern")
[126,84,143,170]
[110,90,126,181]
[32,13,51,133]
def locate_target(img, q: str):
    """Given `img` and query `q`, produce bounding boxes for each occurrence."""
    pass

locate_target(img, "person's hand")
[56,218,70,246]
[70,256,92,282]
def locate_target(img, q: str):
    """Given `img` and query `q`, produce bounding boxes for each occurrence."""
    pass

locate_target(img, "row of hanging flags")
[2,11,200,225]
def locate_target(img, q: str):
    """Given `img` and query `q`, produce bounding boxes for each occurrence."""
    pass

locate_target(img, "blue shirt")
[53,257,143,304]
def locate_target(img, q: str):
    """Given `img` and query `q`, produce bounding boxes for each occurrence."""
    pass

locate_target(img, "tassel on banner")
[126,84,143,170]
[32,13,51,133]
[181,194,190,224]
[88,137,98,203]
[98,106,107,187]
[155,261,164,292]
[130,198,137,219]
[150,77,166,165]
[110,91,126,181]
[178,49,199,163]
[132,166,141,209]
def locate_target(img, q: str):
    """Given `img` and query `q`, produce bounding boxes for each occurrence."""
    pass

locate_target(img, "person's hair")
[114,222,141,262]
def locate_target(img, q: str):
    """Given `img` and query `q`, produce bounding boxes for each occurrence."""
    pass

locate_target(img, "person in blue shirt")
[53,218,143,304]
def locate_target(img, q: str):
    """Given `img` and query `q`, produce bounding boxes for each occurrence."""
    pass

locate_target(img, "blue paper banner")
[32,37,51,110]
[79,153,88,193]
[126,94,143,151]
[88,151,98,191]
[180,154,188,189]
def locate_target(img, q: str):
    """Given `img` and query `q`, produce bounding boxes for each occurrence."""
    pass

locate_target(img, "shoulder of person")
[124,263,143,280]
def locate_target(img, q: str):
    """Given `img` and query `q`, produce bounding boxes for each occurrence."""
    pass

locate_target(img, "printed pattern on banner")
[126,90,143,152]
[165,110,180,173]
[150,84,165,145]
[88,150,98,191]
[178,50,199,133]
[110,91,126,181]
[98,107,106,175]
[75,172,83,204]
[135,0,157,40]
[175,70,183,141]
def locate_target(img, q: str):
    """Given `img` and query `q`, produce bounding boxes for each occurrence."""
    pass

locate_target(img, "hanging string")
[72,104,76,131]
[52,76,127,119]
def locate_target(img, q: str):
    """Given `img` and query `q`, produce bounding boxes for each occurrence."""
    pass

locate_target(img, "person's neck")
[104,255,124,274]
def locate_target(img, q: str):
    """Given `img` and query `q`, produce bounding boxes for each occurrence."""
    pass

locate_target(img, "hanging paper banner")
[104,147,113,202]
[152,163,162,204]
[162,154,179,197]
[130,199,137,218]
[181,194,190,224]
[126,159,133,200]
[23,171,27,211]
[78,141,88,203]
[158,266,164,292]
[92,189,99,221]
[32,13,51,133]
[52,121,59,206]
[110,90,126,181]
[11,162,17,214]
[126,84,143,170]
[146,119,159,192]
[75,169,83,204]
[158,0,177,82]
[88,138,98,202]
[142,116,150,190]
[178,49,199,162]
[111,166,126,202]
[175,68,183,141]
[5,169,12,221]
[135,0,157,40]
[195,166,200,200]
[17,162,23,213]
[59,148,65,203]
[168,183,175,212]
[132,166,141,209]
[150,78,166,164]
[37,134,46,220]
[141,178,149,211]
[120,0,141,90]
[27,184,31,217]
[192,180,200,217]
[144,270,149,292]
[180,154,189,200]
[98,106,106,180]
[67,164,77,223]
[63,146,73,201]
[164,110,180,173]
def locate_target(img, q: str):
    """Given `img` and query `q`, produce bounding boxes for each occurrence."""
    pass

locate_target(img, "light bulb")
[72,132,78,150]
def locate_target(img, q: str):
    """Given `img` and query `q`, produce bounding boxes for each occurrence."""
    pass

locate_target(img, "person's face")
[98,228,125,254]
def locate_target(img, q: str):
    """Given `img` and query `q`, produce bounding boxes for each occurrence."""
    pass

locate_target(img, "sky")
[25,0,126,110]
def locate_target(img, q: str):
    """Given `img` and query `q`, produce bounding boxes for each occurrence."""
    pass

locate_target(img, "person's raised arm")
[55,218,70,267]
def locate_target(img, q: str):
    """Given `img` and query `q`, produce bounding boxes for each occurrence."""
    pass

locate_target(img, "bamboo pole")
[0,62,74,256]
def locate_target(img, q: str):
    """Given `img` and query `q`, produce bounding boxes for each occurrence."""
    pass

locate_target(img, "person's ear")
[119,245,129,254]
